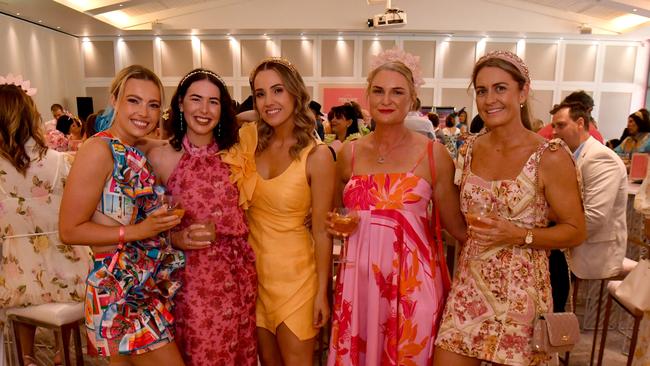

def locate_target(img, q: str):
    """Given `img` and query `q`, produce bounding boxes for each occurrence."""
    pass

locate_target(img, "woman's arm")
[432,142,467,243]
[472,147,586,249]
[307,144,336,328]
[59,138,180,246]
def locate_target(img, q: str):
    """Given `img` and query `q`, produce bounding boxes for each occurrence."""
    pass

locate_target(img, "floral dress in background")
[167,136,257,366]
[0,140,91,321]
[328,141,451,365]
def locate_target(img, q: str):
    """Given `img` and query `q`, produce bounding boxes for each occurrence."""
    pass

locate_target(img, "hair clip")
[0,73,37,96]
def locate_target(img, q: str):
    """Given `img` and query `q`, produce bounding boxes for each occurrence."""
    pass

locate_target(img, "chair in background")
[7,303,84,366]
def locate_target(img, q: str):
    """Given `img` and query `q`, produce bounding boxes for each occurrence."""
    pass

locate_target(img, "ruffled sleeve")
[219,122,258,209]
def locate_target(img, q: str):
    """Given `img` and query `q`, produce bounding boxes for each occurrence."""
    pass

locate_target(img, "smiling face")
[253,69,296,128]
[368,69,413,126]
[180,79,221,140]
[110,78,161,144]
[474,66,528,129]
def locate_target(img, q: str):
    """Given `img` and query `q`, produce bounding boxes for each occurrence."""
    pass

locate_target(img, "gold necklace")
[375,132,410,164]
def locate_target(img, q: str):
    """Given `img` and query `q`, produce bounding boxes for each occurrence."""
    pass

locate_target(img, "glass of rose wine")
[331,207,360,266]
[466,200,495,257]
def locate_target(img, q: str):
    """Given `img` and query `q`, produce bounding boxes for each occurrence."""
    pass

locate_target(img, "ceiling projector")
[367,8,407,28]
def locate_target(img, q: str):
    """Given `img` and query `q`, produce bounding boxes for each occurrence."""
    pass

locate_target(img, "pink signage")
[322,87,368,114]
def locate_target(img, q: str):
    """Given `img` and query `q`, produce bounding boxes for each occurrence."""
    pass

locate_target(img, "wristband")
[118,225,126,248]
[108,226,126,272]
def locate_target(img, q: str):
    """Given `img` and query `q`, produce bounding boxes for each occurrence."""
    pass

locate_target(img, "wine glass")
[331,207,359,267]
[161,195,185,219]
[466,200,495,257]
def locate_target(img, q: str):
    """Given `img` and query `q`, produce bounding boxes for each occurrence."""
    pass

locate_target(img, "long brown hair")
[0,84,48,175]
[471,57,532,130]
[249,58,315,159]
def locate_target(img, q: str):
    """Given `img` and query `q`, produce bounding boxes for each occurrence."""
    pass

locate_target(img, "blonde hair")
[249,59,315,159]
[0,84,47,175]
[109,65,164,126]
[366,61,417,107]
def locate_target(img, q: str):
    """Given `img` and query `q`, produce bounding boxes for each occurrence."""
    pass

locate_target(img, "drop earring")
[179,112,184,131]
[217,122,221,138]
[520,104,524,108]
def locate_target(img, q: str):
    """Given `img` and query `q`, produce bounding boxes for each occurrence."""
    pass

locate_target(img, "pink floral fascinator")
[370,47,425,89]
[0,73,37,96]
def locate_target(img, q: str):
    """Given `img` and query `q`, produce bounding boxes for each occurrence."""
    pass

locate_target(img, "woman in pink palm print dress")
[327,59,467,365]
[148,69,257,365]
[433,52,586,366]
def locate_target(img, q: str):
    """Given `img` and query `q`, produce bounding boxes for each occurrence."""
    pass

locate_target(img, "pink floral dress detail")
[328,141,450,366]
[435,134,567,365]
[167,136,257,366]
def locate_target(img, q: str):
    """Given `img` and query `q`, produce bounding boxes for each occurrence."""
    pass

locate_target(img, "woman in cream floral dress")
[433,51,585,366]
[0,79,92,366]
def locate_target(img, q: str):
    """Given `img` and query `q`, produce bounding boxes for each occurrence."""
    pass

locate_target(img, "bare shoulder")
[307,143,335,165]
[75,136,112,165]
[539,140,575,175]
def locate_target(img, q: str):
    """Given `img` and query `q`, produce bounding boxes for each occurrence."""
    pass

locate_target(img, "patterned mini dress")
[435,133,567,365]
[85,131,185,356]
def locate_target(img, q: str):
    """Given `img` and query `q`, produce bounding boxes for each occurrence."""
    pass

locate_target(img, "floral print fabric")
[435,134,566,366]
[167,136,257,366]
[0,142,91,322]
[328,145,449,365]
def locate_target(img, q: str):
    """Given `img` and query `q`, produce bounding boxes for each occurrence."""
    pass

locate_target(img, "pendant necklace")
[376,132,409,164]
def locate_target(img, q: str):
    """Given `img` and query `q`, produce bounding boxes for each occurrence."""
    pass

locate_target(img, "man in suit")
[551,101,627,281]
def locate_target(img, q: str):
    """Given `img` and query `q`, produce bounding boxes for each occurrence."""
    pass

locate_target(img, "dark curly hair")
[169,68,238,151]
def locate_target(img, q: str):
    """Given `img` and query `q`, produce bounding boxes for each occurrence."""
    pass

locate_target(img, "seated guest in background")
[615,109,650,157]
[55,114,74,135]
[440,114,460,158]
[328,56,466,366]
[59,65,185,364]
[538,90,604,144]
[434,51,585,366]
[325,103,362,153]
[148,68,257,365]
[308,100,326,140]
[405,97,436,139]
[0,76,91,366]
[551,101,627,282]
[531,118,544,132]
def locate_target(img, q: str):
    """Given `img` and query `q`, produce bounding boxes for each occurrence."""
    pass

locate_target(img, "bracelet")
[118,225,126,248]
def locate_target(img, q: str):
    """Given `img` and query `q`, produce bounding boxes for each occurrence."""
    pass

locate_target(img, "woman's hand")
[312,291,330,329]
[135,207,181,239]
[469,216,525,248]
[170,224,212,251]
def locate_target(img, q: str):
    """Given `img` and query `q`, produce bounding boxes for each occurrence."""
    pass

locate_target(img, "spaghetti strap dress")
[85,132,185,356]
[435,133,567,365]
[166,136,257,365]
[328,140,451,365]
[220,122,320,340]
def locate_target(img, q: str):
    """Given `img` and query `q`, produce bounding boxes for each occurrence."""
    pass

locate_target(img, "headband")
[180,69,226,88]
[635,110,644,119]
[0,73,37,96]
[477,50,530,83]
[369,48,425,88]
[249,57,299,84]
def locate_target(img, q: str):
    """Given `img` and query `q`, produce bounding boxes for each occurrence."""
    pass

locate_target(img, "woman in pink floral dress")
[433,52,586,366]
[327,55,467,365]
[148,69,257,365]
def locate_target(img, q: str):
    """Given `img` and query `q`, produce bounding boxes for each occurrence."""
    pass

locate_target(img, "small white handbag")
[615,259,650,312]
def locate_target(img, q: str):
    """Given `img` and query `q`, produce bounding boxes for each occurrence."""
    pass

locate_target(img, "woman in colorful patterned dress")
[148,68,257,365]
[327,57,467,365]
[59,65,186,365]
[433,51,586,366]
[222,57,335,365]
[0,77,92,366]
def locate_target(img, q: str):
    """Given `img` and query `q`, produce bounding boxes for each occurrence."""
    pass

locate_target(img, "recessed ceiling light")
[38,20,42,23]
[119,4,123,6]
[633,8,638,12]
[56,26,60,29]
[16,12,20,16]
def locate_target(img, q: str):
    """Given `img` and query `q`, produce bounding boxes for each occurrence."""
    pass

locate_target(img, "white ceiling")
[0,0,648,38]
